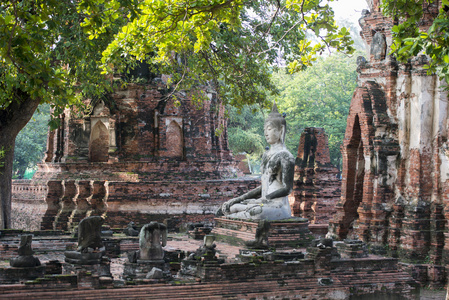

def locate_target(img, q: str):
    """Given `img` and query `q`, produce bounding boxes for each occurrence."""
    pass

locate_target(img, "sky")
[330,0,369,24]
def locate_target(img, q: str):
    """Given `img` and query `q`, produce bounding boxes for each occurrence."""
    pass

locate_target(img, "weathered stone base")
[63,261,112,278]
[213,217,313,248]
[0,266,45,284]
[64,251,104,265]
[123,260,166,280]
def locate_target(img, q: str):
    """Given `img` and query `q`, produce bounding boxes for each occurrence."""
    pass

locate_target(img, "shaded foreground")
[0,229,424,300]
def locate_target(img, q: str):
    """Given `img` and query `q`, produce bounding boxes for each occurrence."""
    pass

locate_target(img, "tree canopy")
[0,0,355,228]
[82,0,355,108]
[276,51,359,168]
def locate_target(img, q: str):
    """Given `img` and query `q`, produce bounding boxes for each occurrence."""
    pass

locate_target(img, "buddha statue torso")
[216,103,295,221]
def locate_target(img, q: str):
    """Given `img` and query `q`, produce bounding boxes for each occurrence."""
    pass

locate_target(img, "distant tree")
[273,52,361,168]
[227,105,266,171]
[13,105,50,179]
[227,51,359,170]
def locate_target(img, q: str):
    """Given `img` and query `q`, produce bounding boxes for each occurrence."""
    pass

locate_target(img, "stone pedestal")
[123,260,166,280]
[335,239,368,258]
[63,260,112,278]
[63,251,112,277]
[213,217,312,248]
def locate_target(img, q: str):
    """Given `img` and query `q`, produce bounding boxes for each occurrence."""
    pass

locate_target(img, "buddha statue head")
[264,102,286,145]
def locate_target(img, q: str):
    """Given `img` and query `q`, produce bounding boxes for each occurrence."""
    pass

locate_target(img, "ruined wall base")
[213,217,313,248]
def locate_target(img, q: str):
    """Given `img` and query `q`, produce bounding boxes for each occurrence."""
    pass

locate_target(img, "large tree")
[0,0,122,228]
[0,0,354,228]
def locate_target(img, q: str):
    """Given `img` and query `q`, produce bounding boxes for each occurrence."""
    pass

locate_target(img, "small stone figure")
[124,221,139,236]
[370,32,387,61]
[216,102,295,220]
[10,235,41,268]
[139,222,167,261]
[146,267,164,279]
[77,216,104,252]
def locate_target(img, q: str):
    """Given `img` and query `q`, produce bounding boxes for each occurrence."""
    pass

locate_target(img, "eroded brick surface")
[289,127,341,224]
[328,2,449,273]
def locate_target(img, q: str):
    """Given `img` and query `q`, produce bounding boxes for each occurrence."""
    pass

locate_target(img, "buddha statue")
[216,103,295,220]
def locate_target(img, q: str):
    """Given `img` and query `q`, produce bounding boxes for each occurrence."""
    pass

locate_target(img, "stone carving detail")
[139,222,167,261]
[356,56,367,68]
[245,220,270,249]
[89,120,109,162]
[216,103,295,220]
[166,120,183,158]
[10,235,41,268]
[370,32,387,61]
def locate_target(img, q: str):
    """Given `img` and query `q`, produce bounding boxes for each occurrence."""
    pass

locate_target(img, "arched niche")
[166,120,183,158]
[342,114,365,237]
[89,120,109,162]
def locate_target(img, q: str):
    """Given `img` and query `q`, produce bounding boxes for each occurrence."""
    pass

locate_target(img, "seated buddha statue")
[216,103,295,221]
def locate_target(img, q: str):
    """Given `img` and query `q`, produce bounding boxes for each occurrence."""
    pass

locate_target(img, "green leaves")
[275,52,360,168]
[13,104,50,178]
[0,0,357,132]
[382,0,449,81]
[0,0,106,116]
[77,0,356,109]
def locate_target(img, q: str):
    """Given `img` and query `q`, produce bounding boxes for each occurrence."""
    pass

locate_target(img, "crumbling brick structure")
[328,0,449,264]
[289,127,341,224]
[12,79,257,230]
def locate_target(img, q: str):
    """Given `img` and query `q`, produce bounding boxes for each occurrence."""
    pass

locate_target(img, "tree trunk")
[0,93,40,229]
[0,139,15,229]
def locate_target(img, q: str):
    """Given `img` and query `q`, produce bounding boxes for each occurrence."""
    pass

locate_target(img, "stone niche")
[328,2,449,266]
[289,127,341,225]
[12,80,257,231]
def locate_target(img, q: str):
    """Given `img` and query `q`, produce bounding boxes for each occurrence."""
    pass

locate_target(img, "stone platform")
[213,217,313,248]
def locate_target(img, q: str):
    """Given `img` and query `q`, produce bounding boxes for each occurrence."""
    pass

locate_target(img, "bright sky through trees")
[330,0,369,22]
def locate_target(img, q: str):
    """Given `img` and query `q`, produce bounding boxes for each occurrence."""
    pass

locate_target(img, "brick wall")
[328,3,449,268]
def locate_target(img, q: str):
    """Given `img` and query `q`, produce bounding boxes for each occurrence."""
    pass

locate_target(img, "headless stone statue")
[216,103,295,221]
[10,234,41,268]
[77,216,104,252]
[139,222,167,261]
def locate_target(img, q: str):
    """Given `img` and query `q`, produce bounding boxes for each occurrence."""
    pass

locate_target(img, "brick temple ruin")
[289,127,341,225]
[328,0,449,275]
[5,0,449,298]
[12,78,257,231]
